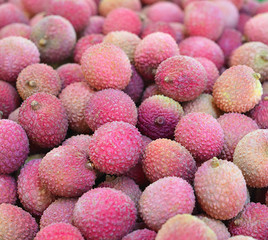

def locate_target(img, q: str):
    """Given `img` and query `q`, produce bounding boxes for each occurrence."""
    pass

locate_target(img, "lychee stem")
[0,111,3,119]
[252,72,261,80]
[27,81,37,88]
[211,157,220,168]
[39,38,47,47]
[155,116,166,125]
[260,54,268,62]
[85,161,95,171]
[30,100,40,110]
[234,218,242,226]
[105,175,116,182]
[264,96,268,101]
[164,76,173,83]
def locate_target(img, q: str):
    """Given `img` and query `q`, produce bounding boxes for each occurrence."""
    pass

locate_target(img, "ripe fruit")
[122,229,156,240]
[21,0,49,16]
[0,23,31,39]
[0,175,17,204]
[250,94,268,129]
[82,16,105,35]
[62,134,92,156]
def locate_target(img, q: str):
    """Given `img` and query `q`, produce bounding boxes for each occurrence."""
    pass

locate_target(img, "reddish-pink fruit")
[18,159,55,216]
[59,82,94,133]
[146,2,183,23]
[0,120,29,174]
[179,36,224,69]
[194,158,247,220]
[47,0,91,32]
[175,113,224,162]
[0,175,17,204]
[21,0,49,16]
[40,198,77,229]
[155,214,217,240]
[135,32,179,81]
[137,95,184,139]
[16,63,62,100]
[0,3,28,29]
[245,13,268,45]
[155,55,207,102]
[89,121,143,175]
[83,16,105,35]
[81,43,132,90]
[218,113,259,161]
[213,65,263,113]
[237,13,251,34]
[39,145,96,197]
[250,94,268,129]
[257,1,268,14]
[57,63,86,89]
[170,22,186,43]
[0,23,31,39]
[84,89,137,132]
[184,1,224,41]
[8,107,20,124]
[141,84,162,102]
[0,36,40,83]
[30,12,46,27]
[143,139,196,183]
[34,223,84,240]
[73,34,104,63]
[85,0,97,15]
[122,229,156,240]
[217,28,242,60]
[103,8,142,35]
[139,177,195,231]
[73,188,137,240]
[141,22,176,40]
[0,80,20,119]
[30,15,76,63]
[62,135,92,156]
[229,203,268,240]
[195,57,219,93]
[0,203,38,240]
[18,93,68,149]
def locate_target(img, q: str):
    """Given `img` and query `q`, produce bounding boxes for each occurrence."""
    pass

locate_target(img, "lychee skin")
[143,139,197,183]
[175,112,224,163]
[62,134,92,156]
[0,36,40,83]
[0,80,20,119]
[84,89,137,132]
[122,229,156,240]
[34,223,84,240]
[39,145,96,197]
[228,203,268,240]
[139,177,195,231]
[8,108,20,124]
[73,188,137,240]
[236,13,251,34]
[250,94,268,129]
[194,158,247,220]
[0,203,38,240]
[155,55,207,102]
[0,23,31,39]
[82,16,105,36]
[0,120,29,174]
[18,92,68,149]
[18,159,55,216]
[30,15,76,63]
[89,121,143,175]
[0,175,17,205]
[81,43,132,90]
[21,0,49,16]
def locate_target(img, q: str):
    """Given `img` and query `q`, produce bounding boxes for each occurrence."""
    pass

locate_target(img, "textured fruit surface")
[62,134,92,156]
[184,1,224,41]
[84,89,137,132]
[229,203,268,240]
[141,22,177,40]
[179,36,224,69]
[0,203,38,240]
[0,36,40,83]
[81,43,132,90]
[0,175,17,204]
[137,95,184,139]
[40,198,77,229]
[194,158,247,220]
[135,32,179,81]
[59,82,94,133]
[30,15,76,63]
[103,8,142,35]
[39,145,96,197]
[155,214,217,240]
[213,65,263,113]
[89,121,143,174]
[16,63,62,100]
[0,23,31,39]
[218,113,259,161]
[8,108,20,124]
[21,0,49,15]
[18,93,68,149]
[0,80,20,118]
[183,94,222,119]
[155,55,207,102]
[233,129,268,188]
[122,229,156,240]
[82,16,105,36]
[139,177,195,231]
[34,223,84,240]
[250,94,268,129]
[141,84,162,102]
[175,112,224,162]
[18,159,54,216]
[0,120,29,174]
[230,42,268,82]
[143,139,196,183]
[73,188,137,240]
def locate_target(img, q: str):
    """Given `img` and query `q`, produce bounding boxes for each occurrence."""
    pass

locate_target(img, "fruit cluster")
[0,0,267,239]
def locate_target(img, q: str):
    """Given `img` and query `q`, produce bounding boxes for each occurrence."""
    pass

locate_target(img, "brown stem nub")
[234,218,242,226]
[155,116,166,126]
[0,111,3,119]
[30,100,40,111]
[27,81,37,88]
[264,96,268,101]
[260,54,268,62]
[39,38,47,47]
[164,76,173,83]
[211,157,220,168]
[252,72,261,80]
[85,161,95,171]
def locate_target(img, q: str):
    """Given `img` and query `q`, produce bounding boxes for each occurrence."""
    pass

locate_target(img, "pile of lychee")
[0,0,267,239]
